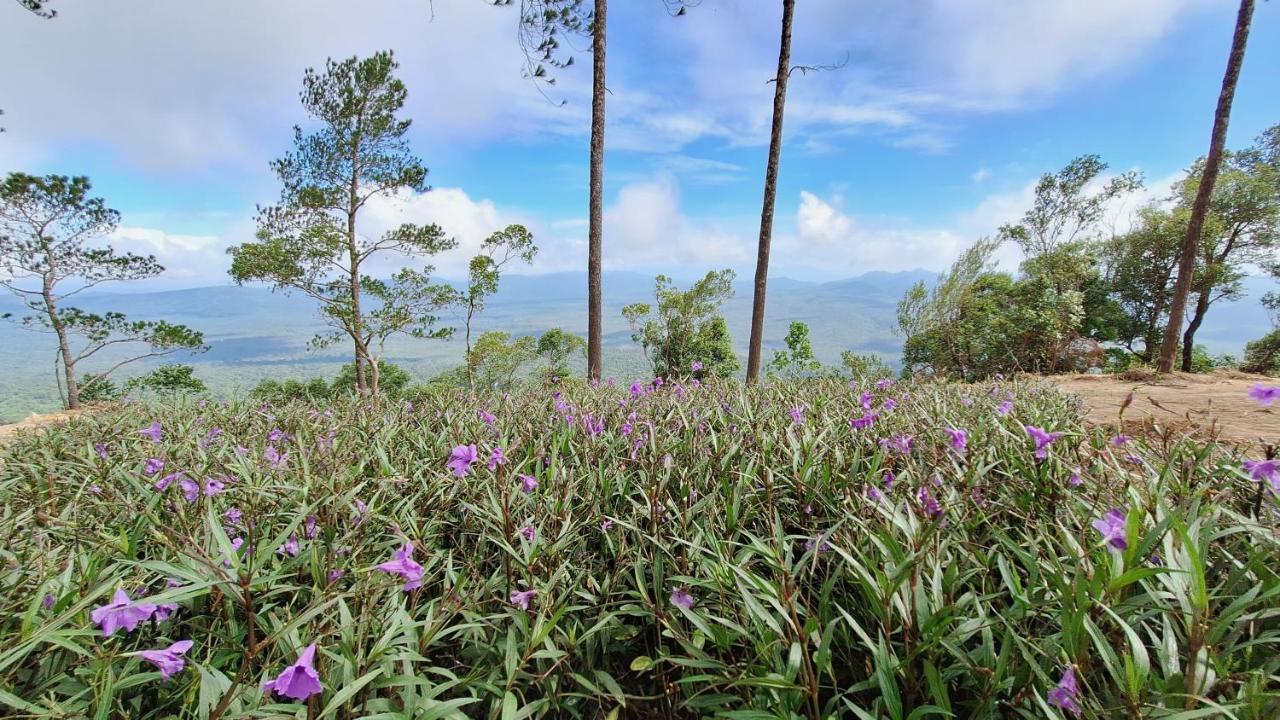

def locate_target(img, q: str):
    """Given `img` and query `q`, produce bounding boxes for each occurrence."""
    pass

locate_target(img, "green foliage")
[840,350,893,380]
[898,240,1085,378]
[124,364,207,396]
[76,374,121,404]
[458,225,537,388]
[622,270,739,379]
[227,51,454,398]
[0,173,205,407]
[250,376,332,403]
[535,327,586,380]
[1242,329,1280,375]
[1,378,1277,718]
[768,321,822,379]
[997,154,1142,255]
[332,360,410,396]
[469,331,538,390]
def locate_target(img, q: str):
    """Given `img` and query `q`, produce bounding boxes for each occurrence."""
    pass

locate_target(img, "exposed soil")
[0,408,87,447]
[1048,369,1280,449]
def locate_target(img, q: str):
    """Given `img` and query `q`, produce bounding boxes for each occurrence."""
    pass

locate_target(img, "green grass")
[0,377,1277,718]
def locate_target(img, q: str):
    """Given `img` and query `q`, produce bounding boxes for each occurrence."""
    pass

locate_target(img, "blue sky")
[0,0,1277,287]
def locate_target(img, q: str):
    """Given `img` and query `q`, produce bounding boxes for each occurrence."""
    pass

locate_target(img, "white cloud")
[109,226,230,283]
[971,168,992,184]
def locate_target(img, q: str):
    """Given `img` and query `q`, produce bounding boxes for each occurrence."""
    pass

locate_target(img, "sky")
[0,0,1278,288]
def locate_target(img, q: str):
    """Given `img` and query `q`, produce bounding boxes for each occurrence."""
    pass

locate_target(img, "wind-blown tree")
[623,270,739,379]
[1102,205,1185,362]
[745,0,795,384]
[1171,129,1279,371]
[536,327,586,380]
[228,51,455,401]
[1159,0,1256,373]
[455,224,537,389]
[0,173,205,408]
[491,0,692,381]
[998,155,1142,258]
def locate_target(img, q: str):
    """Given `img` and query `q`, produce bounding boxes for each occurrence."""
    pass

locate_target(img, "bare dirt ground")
[0,408,86,447]
[1048,369,1280,448]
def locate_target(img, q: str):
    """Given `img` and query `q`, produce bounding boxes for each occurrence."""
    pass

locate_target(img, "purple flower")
[353,499,369,525]
[917,486,943,519]
[996,400,1013,416]
[304,515,318,539]
[139,640,194,680]
[788,406,805,425]
[518,474,539,494]
[1110,434,1131,447]
[143,457,165,477]
[878,434,914,455]
[200,427,223,449]
[600,519,614,532]
[328,568,345,582]
[277,535,299,557]
[944,428,968,453]
[630,381,645,398]
[1024,425,1063,460]
[267,428,290,444]
[264,445,287,469]
[1248,383,1280,406]
[378,543,424,591]
[89,484,102,495]
[487,447,508,472]
[262,643,323,701]
[882,398,898,411]
[1068,471,1083,487]
[91,588,157,636]
[510,589,537,610]
[875,378,894,391]
[804,536,832,553]
[224,507,243,525]
[477,409,496,426]
[42,593,55,610]
[865,485,883,501]
[582,413,604,437]
[138,422,163,444]
[179,477,200,503]
[1047,666,1081,716]
[447,444,479,477]
[850,412,878,430]
[153,579,181,622]
[1243,459,1280,491]
[518,525,536,542]
[670,588,695,610]
[1091,507,1128,551]
[94,442,109,460]
[859,392,874,410]
[203,476,226,497]
[154,471,181,491]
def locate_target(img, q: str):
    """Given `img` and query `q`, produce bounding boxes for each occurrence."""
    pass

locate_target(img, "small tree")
[124,364,207,397]
[841,351,893,381]
[470,331,538,390]
[0,173,205,409]
[768,321,822,379]
[228,51,454,402]
[456,225,536,389]
[622,270,739,379]
[998,155,1142,258]
[536,327,586,379]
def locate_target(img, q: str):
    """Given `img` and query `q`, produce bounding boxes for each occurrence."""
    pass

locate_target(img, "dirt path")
[1048,370,1280,448]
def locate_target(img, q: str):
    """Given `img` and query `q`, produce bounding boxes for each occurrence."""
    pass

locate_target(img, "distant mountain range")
[1,269,1274,422]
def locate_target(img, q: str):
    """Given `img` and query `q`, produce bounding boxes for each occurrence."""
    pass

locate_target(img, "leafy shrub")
[1242,329,1280,374]
[76,374,123,404]
[623,270,739,379]
[124,364,207,396]
[331,360,411,396]
[768,321,822,379]
[1,378,1276,718]
[250,377,331,402]
[840,350,893,381]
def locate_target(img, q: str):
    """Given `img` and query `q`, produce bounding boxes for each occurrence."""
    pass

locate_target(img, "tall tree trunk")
[348,227,367,396]
[745,0,794,384]
[1158,0,1254,372]
[38,242,78,409]
[1180,289,1213,372]
[586,0,606,381]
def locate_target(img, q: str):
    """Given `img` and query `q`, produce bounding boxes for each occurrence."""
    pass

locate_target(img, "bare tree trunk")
[1180,289,1213,372]
[745,0,794,384]
[585,0,606,381]
[1158,0,1253,373]
[465,304,476,391]
[38,245,79,409]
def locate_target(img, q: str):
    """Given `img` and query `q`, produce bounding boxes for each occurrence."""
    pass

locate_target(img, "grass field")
[1,376,1277,718]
